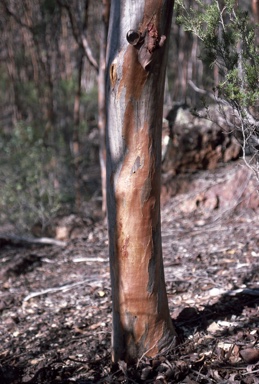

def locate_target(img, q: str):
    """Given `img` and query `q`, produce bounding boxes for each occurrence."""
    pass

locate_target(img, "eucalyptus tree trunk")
[106,0,177,364]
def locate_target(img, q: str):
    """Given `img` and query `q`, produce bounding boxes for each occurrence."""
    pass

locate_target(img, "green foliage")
[82,86,98,121]
[0,60,100,234]
[0,124,61,233]
[176,0,259,180]
[17,81,40,117]
[176,0,259,110]
[0,69,8,105]
[58,79,98,134]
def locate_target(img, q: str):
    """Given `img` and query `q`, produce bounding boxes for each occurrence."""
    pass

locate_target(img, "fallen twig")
[0,235,67,247]
[23,279,92,302]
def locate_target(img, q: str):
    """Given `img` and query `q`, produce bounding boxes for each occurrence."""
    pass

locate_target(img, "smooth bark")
[98,0,110,214]
[106,0,177,363]
[252,0,259,22]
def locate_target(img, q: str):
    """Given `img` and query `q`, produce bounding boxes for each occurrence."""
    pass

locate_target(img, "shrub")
[0,124,61,233]
[176,0,259,179]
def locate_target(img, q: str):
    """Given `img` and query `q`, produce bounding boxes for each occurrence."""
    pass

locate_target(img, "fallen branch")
[0,235,67,247]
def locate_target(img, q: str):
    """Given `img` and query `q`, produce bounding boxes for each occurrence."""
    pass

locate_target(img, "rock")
[162,104,241,174]
[54,214,93,240]
[161,161,259,213]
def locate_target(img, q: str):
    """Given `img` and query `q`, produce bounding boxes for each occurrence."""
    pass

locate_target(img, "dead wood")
[0,235,67,247]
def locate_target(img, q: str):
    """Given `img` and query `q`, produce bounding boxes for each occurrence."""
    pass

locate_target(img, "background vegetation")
[0,0,257,233]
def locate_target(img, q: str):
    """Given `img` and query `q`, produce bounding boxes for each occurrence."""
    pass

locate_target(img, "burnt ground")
[1,160,259,384]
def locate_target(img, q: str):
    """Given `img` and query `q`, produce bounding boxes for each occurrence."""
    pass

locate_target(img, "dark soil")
[1,161,259,383]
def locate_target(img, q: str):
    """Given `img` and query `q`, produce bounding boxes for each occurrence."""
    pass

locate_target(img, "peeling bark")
[106,0,177,364]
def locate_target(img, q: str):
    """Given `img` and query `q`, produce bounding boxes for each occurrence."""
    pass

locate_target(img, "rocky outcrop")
[162,104,241,174]
[161,160,259,213]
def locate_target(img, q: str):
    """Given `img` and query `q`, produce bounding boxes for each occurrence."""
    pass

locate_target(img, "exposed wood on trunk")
[106,0,177,364]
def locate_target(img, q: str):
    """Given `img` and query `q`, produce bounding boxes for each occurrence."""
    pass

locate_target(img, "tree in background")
[252,0,259,22]
[98,0,110,214]
[0,0,102,230]
[57,0,91,210]
[57,0,110,213]
[106,0,177,364]
[0,0,67,232]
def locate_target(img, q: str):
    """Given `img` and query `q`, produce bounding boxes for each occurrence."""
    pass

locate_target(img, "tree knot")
[126,24,166,71]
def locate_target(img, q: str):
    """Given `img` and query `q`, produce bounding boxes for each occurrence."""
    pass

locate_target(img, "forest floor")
[1,160,259,384]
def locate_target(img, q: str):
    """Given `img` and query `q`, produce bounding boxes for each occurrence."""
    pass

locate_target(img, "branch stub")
[126,30,141,46]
